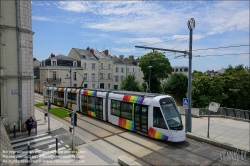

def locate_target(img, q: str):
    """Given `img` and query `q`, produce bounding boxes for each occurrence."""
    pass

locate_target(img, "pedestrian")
[24,117,34,136]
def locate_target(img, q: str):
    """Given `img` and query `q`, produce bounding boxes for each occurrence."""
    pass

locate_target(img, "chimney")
[33,58,37,61]
[104,50,108,56]
[119,55,124,61]
[50,53,55,58]
[129,55,134,63]
[86,47,90,50]
[90,48,94,54]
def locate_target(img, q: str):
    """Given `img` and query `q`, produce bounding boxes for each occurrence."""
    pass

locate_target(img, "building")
[172,66,189,77]
[0,0,34,132]
[204,67,225,76]
[39,54,82,91]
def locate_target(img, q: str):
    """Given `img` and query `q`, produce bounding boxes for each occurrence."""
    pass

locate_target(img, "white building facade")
[0,0,34,132]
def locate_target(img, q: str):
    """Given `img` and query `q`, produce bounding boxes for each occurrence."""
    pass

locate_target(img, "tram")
[43,86,186,142]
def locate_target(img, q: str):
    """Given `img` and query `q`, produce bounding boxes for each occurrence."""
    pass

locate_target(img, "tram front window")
[160,98,183,130]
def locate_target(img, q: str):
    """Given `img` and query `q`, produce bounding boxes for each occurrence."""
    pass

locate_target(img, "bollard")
[14,123,16,138]
[56,137,58,156]
[27,142,30,163]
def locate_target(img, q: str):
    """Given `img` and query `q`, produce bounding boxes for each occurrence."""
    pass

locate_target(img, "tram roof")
[111,90,164,98]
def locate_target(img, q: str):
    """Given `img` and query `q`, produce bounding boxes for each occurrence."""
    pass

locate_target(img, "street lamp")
[148,66,152,93]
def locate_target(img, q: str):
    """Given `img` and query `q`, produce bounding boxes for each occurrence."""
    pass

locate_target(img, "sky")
[32,0,249,72]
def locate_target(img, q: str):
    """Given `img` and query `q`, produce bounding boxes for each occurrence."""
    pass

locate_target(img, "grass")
[49,108,69,118]
[35,103,45,107]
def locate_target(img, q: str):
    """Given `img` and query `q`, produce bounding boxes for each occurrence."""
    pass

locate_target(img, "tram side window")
[96,98,103,118]
[153,107,168,129]
[121,102,132,120]
[111,100,120,117]
[88,96,95,112]
[68,93,76,104]
[81,95,87,113]
[54,91,64,100]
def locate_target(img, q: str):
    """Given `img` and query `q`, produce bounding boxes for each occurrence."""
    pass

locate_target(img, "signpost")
[183,98,189,132]
[72,104,77,151]
[207,102,220,138]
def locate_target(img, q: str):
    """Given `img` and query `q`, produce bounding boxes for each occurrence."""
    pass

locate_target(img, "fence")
[199,107,250,120]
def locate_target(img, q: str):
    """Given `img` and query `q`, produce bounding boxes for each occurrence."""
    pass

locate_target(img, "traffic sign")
[183,98,189,109]
[71,117,74,126]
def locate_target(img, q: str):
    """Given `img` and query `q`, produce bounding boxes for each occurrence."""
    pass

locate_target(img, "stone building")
[39,54,82,91]
[0,0,34,133]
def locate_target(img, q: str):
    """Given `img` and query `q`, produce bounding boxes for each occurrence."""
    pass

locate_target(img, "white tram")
[43,86,186,142]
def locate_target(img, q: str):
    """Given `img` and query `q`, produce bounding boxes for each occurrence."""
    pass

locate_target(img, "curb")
[118,155,141,166]
[186,133,250,156]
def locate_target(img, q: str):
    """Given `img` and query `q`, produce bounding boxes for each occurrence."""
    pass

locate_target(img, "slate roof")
[54,54,79,61]
[72,48,98,61]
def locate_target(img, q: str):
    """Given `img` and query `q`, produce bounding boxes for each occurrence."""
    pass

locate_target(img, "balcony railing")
[46,78,61,82]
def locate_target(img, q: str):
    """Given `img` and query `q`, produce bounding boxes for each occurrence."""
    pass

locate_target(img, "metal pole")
[48,99,50,133]
[14,123,16,138]
[207,109,210,138]
[187,29,193,133]
[70,64,72,87]
[56,137,58,155]
[73,110,76,151]
[35,121,37,135]
[185,109,188,133]
[27,142,30,163]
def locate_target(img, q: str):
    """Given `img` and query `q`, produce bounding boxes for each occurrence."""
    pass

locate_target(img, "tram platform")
[182,116,250,153]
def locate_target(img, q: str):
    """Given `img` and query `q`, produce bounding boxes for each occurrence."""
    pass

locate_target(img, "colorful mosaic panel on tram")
[83,90,97,96]
[122,95,144,104]
[148,127,168,140]
[118,117,133,131]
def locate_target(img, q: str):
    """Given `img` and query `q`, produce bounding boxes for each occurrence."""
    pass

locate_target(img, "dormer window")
[73,61,77,67]
[52,60,57,66]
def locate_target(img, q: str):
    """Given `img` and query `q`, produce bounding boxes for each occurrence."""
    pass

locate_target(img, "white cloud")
[114,37,163,45]
[32,16,54,22]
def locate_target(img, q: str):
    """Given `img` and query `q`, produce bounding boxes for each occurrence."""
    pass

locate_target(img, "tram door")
[134,104,148,134]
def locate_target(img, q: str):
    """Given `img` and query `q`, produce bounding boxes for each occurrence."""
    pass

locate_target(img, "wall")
[0,118,18,166]
[0,0,34,133]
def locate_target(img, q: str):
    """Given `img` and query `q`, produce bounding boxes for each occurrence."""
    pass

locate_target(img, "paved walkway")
[9,109,118,165]
[182,116,250,152]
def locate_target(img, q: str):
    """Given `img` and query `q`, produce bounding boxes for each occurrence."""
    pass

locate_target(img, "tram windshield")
[160,98,183,130]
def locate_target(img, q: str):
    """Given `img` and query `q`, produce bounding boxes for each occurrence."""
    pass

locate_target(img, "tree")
[120,74,141,92]
[165,73,188,97]
[191,64,250,110]
[139,51,172,93]
[192,70,204,77]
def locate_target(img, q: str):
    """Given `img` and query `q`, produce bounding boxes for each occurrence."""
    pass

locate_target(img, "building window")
[121,68,124,73]
[73,61,77,67]
[108,83,110,89]
[180,68,183,72]
[121,76,124,81]
[100,73,104,79]
[108,64,111,69]
[73,72,77,80]
[52,61,56,66]
[74,83,77,87]
[184,68,188,72]
[108,73,111,79]
[101,63,104,69]
[114,85,118,90]
[116,67,119,72]
[133,68,134,72]
[92,63,95,69]
[84,63,87,69]
[84,84,88,88]
[175,69,178,72]
[92,73,95,81]
[53,71,56,80]
[84,73,87,80]
[127,68,129,72]
[115,76,119,82]
[92,84,95,88]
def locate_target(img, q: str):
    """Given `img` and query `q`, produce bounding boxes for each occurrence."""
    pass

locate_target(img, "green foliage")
[120,74,141,91]
[192,70,204,77]
[165,73,188,96]
[50,108,69,118]
[139,51,172,93]
[34,103,45,107]
[192,65,250,110]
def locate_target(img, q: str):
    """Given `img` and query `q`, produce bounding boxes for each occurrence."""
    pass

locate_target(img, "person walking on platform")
[24,117,34,136]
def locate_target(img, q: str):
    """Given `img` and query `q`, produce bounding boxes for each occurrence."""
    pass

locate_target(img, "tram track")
[34,94,228,165]
[76,113,225,166]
